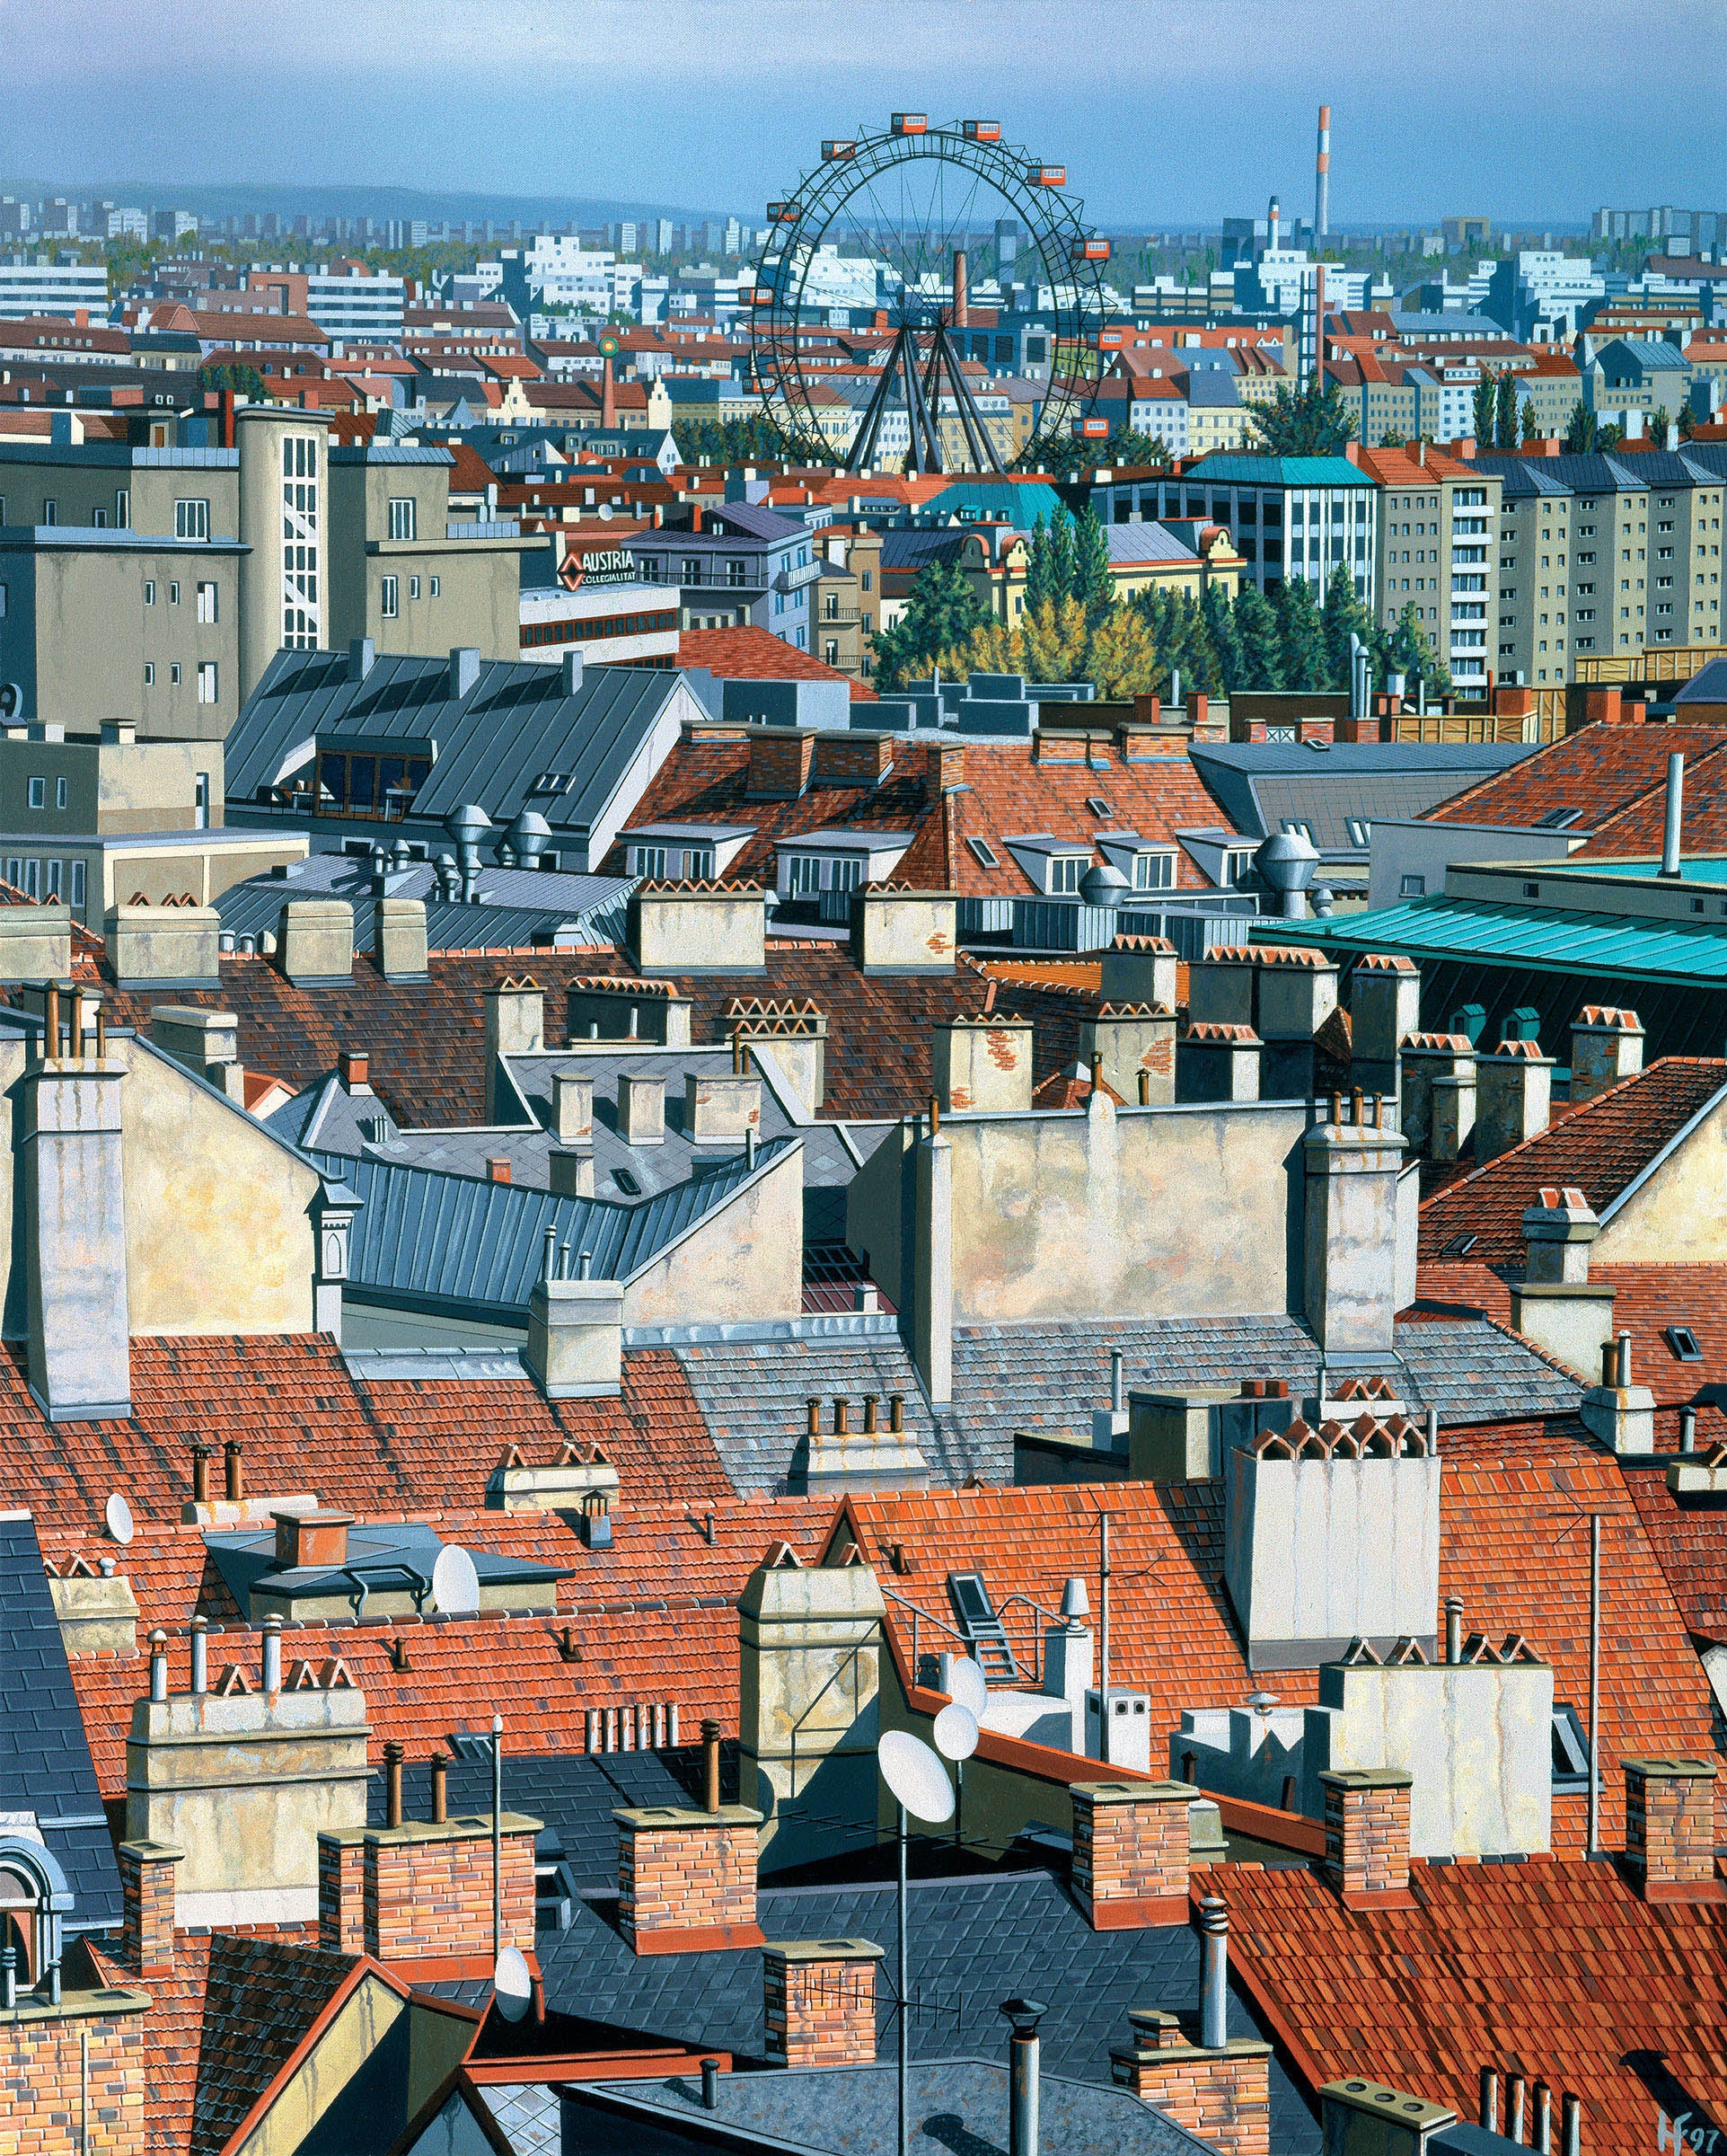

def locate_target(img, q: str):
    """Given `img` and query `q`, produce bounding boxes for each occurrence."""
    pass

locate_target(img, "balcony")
[817,606,861,626]
[773,559,824,595]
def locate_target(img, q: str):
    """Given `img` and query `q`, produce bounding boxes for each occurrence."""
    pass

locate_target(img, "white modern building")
[305,269,406,341]
[0,260,110,323]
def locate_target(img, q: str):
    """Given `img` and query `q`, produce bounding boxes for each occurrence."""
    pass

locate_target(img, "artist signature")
[1661,2112,1724,2153]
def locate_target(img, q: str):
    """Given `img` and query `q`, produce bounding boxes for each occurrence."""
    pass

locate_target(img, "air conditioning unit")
[1084,1688,1150,1773]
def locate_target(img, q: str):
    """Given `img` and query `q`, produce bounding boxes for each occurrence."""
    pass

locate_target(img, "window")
[169,581,181,606]
[27,778,43,809]
[1224,848,1255,886]
[197,661,217,705]
[631,844,667,878]
[194,773,209,829]
[1664,1325,1704,1363]
[44,860,61,899]
[380,575,399,618]
[409,576,421,601]
[1439,1232,1478,1258]
[727,559,749,588]
[1132,851,1175,890]
[54,777,66,809]
[144,579,155,606]
[0,583,5,618]
[1551,1704,1592,1793]
[1047,854,1085,894]
[1281,819,1315,842]
[40,499,57,526]
[70,860,85,908]
[966,836,1000,870]
[612,1168,642,1196]
[144,662,154,685]
[116,489,129,527]
[861,570,873,592]
[429,575,440,597]
[173,499,209,541]
[196,581,217,623]
[169,663,181,685]
[386,497,417,542]
[1086,795,1115,818]
[1346,818,1371,847]
[1400,872,1426,897]
[92,507,107,528]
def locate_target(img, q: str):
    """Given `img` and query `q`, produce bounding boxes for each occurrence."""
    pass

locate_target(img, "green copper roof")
[1271,897,1727,985]
[1183,455,1373,488]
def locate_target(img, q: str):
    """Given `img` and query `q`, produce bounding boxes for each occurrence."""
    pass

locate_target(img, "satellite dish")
[493,1943,533,2023]
[878,1729,954,1825]
[946,1657,989,1720]
[933,1702,979,1763]
[431,1544,480,1617]
[597,502,613,522]
[104,1492,135,1546]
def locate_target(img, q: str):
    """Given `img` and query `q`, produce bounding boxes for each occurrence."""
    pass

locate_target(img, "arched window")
[0,1840,72,2001]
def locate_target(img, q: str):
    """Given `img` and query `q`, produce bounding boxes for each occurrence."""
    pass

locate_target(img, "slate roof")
[303,1137,795,1312]
[1190,743,1529,852]
[216,852,633,953]
[947,1313,1581,1453]
[1417,1060,1727,1263]
[670,1331,994,1494]
[0,1511,121,1931]
[1222,1856,1727,2156]
[841,1421,1714,1858]
[1424,722,1727,834]
[225,645,692,843]
[537,1868,1318,2150]
[99,945,1087,1128]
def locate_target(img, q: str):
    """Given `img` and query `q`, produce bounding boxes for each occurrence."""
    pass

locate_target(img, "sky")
[4,0,1724,230]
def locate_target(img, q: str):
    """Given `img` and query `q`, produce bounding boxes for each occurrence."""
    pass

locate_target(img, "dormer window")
[1047,854,1087,895]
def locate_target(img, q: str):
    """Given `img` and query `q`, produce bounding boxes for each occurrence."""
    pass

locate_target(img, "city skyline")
[7,0,1725,231]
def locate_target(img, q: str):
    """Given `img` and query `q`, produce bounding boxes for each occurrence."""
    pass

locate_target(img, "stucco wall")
[621,1143,804,1330]
[1595,1085,1727,1262]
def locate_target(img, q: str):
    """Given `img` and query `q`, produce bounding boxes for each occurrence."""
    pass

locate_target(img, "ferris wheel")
[748,115,1109,474]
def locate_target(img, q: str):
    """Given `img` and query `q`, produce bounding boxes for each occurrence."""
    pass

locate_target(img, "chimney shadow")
[1622,2048,1725,2143]
[921,2113,997,2156]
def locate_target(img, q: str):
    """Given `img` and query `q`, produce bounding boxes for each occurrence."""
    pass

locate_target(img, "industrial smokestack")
[1315,104,1331,241]
[952,248,968,329]
[1268,195,1281,253]
[1662,750,1685,876]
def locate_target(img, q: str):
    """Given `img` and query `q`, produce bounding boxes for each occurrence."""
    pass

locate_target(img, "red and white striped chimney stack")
[1315,103,1331,241]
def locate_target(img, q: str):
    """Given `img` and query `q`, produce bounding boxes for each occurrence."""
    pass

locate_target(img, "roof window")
[1551,1703,1592,1791]
[1085,795,1115,818]
[612,1167,642,1197]
[1664,1325,1703,1363]
[966,836,1000,870]
[1535,808,1582,830]
[1438,1233,1478,1259]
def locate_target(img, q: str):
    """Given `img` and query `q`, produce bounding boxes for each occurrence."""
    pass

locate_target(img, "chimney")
[525,1267,624,1401]
[1569,1006,1643,1104]
[1348,954,1420,1099]
[912,1106,954,1409]
[1315,103,1331,240]
[850,887,959,977]
[1580,1331,1656,1454]
[630,887,767,975]
[448,646,480,701]
[486,1156,512,1183]
[1475,1040,1552,1161]
[762,1939,883,2065]
[321,1794,540,1964]
[1081,1006,1176,1105]
[952,248,969,330]
[272,1510,353,1569]
[374,897,429,983]
[24,1040,131,1422]
[1322,2081,1461,2156]
[1100,935,1178,1012]
[618,1071,666,1145]
[561,648,585,695]
[1186,949,1256,1029]
[1301,1095,1405,1352]
[117,1840,184,1977]
[684,1068,762,1144]
[1661,752,1685,876]
[1176,1022,1262,1104]
[484,975,544,1121]
[548,1146,595,1198]
[348,636,375,683]
[1519,1186,1597,1286]
[614,1798,765,1955]
[1001,1999,1044,2156]
[339,1050,369,1093]
[1622,1757,1722,1902]
[1320,1769,1415,1906]
[601,349,617,429]
[1070,1780,1197,1930]
[278,898,355,987]
[932,1016,1033,1115]
[1110,1897,1272,2142]
[552,1072,595,1144]
[745,729,815,801]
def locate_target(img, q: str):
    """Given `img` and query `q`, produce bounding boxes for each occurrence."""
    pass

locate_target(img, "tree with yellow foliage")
[934,596,1162,698]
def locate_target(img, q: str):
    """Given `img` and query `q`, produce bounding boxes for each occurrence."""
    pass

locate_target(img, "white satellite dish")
[431,1544,480,1617]
[597,502,613,522]
[878,1729,954,1825]
[932,1702,979,1763]
[493,1943,533,2023]
[946,1656,989,1721]
[104,1492,135,1546]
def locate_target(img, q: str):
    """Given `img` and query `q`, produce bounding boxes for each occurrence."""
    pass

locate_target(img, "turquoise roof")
[1183,455,1373,488]
[1572,856,1727,885]
[1272,897,1727,985]
[919,481,1067,527]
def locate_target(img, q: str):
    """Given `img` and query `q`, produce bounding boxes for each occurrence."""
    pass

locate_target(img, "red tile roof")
[842,1433,1714,1858]
[1425,725,1727,832]
[678,626,877,702]
[1220,1855,1727,2152]
[1418,1060,1727,1263]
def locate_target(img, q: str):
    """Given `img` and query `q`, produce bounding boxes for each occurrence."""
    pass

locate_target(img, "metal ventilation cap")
[1253,829,1319,893]
[1079,860,1130,909]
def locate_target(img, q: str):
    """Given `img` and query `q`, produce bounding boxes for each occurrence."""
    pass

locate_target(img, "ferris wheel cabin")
[962,119,1001,142]
[1027,163,1067,188]
[889,113,929,136]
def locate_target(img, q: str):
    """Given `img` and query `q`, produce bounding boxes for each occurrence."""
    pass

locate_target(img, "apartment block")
[1361,445,1501,694]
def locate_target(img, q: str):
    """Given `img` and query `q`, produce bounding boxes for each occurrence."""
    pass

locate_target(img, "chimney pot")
[486,1155,512,1184]
[384,1740,404,1828]
[890,1393,905,1434]
[224,1440,243,1504]
[806,1397,820,1437]
[149,1628,168,1701]
[191,1445,211,1506]
[702,1716,722,1813]
[189,1616,207,1696]
[1198,1895,1229,2049]
[339,1050,369,1091]
[430,1751,448,1824]
[261,1614,283,1694]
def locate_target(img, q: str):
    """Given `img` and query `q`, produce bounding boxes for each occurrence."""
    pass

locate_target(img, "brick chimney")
[1071,1780,1197,1930]
[319,1798,541,1962]
[1320,1768,1415,1908]
[1569,1006,1643,1105]
[614,1800,766,1955]
[1623,1756,1723,1903]
[745,730,815,801]
[1110,1898,1272,2156]
[762,1939,883,2064]
[932,1017,1033,1114]
[117,1840,183,1976]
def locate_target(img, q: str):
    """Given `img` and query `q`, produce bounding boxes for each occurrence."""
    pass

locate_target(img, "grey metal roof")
[225,647,692,843]
[948,1314,1581,1449]
[305,1137,797,1313]
[217,864,632,956]
[204,1517,567,1617]
[535,1869,1319,2149]
[881,530,965,572]
[670,1332,989,1493]
[1190,744,1530,850]
[1474,452,1711,499]
[1677,658,1727,704]
[327,444,454,466]
[1102,523,1197,566]
[0,1512,122,1934]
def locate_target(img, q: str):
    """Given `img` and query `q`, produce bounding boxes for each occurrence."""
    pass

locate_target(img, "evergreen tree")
[1649,405,1672,444]
[1521,400,1542,444]
[1249,376,1358,456]
[1494,370,1519,450]
[869,559,988,688]
[1024,516,1054,613]
[1564,402,1599,455]
[1234,584,1284,689]
[1681,403,1698,441]
[1472,376,1496,447]
[1073,505,1114,620]
[1388,602,1451,697]
[1048,509,1077,605]
[1202,584,1245,693]
[1320,561,1372,694]
[1276,574,1327,691]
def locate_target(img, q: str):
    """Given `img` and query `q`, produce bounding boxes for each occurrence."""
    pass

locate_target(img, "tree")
[1388,602,1451,696]
[1202,583,1245,693]
[1073,506,1114,620]
[1649,405,1672,444]
[1048,509,1077,605]
[1024,515,1055,613]
[1378,426,1408,447]
[1598,419,1624,450]
[1321,561,1372,693]
[1564,402,1599,455]
[1680,402,1698,441]
[1249,376,1359,456]
[1520,400,1543,444]
[1494,370,1519,451]
[200,362,265,398]
[1472,376,1496,447]
[869,558,988,688]
[1234,584,1284,689]
[1276,574,1328,691]
[1074,605,1162,697]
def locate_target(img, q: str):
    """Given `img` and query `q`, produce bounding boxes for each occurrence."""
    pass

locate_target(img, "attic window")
[1346,818,1371,847]
[613,1168,642,1197]
[531,772,574,795]
[1551,1702,1592,1792]
[966,836,1000,870]
[1439,1233,1478,1259]
[1085,795,1115,818]
[1665,1325,1703,1363]
[1282,820,1315,842]
[1535,808,1582,830]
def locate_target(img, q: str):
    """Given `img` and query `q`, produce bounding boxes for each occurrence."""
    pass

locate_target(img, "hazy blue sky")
[6,0,1724,227]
